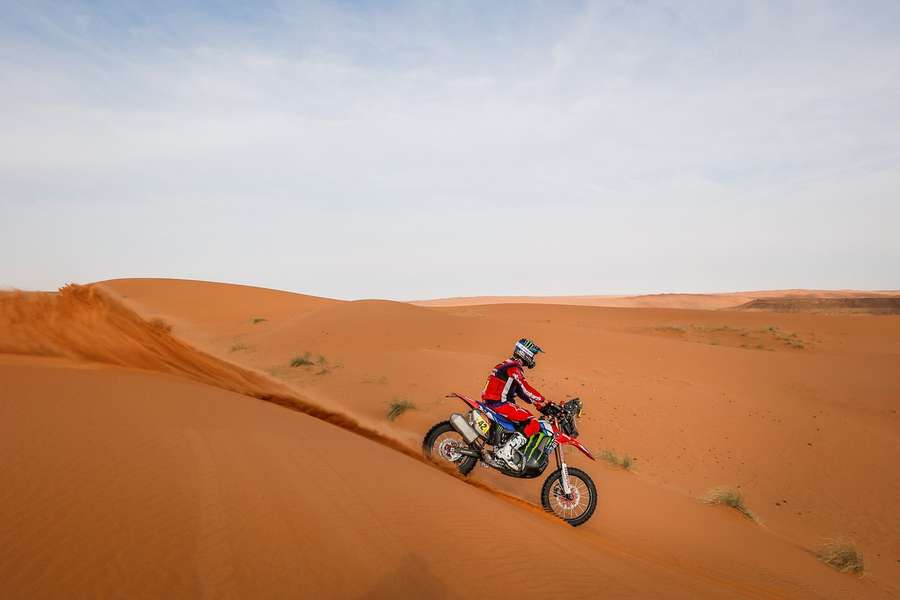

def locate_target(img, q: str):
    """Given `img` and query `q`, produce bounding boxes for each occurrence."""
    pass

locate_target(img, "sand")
[2,278,898,598]
[414,289,900,310]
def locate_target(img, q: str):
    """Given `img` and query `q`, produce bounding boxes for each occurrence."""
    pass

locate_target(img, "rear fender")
[446,392,479,410]
[446,393,516,433]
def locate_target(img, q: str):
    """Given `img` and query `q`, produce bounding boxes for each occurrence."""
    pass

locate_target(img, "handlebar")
[540,402,563,417]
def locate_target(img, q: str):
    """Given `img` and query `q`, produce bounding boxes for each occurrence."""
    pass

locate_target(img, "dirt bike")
[423,393,597,526]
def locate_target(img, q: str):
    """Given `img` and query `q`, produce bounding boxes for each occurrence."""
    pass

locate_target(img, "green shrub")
[599,449,618,464]
[599,449,634,470]
[291,352,315,367]
[387,399,415,421]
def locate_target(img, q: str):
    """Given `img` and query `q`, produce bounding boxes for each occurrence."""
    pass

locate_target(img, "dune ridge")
[414,289,900,310]
[0,286,421,460]
[737,296,900,314]
[1,284,308,403]
[0,284,545,512]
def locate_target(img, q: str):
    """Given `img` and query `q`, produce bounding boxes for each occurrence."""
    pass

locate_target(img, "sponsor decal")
[525,433,547,460]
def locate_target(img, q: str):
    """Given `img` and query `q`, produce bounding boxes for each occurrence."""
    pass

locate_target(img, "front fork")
[554,438,573,497]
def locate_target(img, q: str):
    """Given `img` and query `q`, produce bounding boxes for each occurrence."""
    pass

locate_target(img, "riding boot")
[493,432,527,467]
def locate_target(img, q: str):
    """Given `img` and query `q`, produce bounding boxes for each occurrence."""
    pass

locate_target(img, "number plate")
[472,411,491,437]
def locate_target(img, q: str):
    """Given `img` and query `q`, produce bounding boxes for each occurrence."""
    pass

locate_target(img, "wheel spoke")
[433,431,466,463]
[549,476,591,521]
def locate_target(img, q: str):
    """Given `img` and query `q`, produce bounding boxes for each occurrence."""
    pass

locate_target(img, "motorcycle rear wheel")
[540,467,597,526]
[422,421,478,476]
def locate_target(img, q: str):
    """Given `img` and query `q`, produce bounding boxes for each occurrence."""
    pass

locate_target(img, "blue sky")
[2,1,899,298]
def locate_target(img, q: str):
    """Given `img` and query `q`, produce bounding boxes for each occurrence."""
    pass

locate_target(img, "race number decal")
[472,411,491,436]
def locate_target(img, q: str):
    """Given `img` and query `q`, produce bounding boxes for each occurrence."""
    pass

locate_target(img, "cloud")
[1,1,899,296]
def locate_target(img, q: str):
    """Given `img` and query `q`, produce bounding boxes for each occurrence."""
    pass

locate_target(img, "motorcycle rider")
[482,338,552,467]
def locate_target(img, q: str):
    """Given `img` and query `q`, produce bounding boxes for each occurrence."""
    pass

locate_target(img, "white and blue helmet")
[513,338,544,369]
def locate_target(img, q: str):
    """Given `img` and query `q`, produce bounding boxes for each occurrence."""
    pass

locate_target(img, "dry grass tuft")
[290,352,315,367]
[251,317,268,324]
[230,342,248,352]
[314,355,332,374]
[703,486,756,520]
[287,353,333,374]
[815,539,864,575]
[599,449,634,470]
[387,398,415,421]
[599,449,618,464]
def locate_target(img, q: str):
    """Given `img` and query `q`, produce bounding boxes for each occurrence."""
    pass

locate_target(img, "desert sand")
[414,289,900,310]
[2,278,899,599]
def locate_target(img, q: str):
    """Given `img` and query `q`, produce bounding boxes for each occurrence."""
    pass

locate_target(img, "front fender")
[556,433,595,460]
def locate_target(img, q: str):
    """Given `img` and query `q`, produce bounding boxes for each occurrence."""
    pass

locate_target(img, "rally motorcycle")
[423,393,597,526]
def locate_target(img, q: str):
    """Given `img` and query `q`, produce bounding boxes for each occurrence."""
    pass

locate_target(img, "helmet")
[513,338,543,369]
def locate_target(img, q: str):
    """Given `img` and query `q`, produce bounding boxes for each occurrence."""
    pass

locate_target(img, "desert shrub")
[312,355,331,374]
[599,449,633,470]
[230,342,248,352]
[710,325,736,333]
[816,539,864,574]
[251,317,267,324]
[291,352,314,367]
[387,399,415,422]
[703,486,756,520]
[599,449,619,464]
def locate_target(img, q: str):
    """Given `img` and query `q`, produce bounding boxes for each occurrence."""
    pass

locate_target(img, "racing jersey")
[481,359,546,406]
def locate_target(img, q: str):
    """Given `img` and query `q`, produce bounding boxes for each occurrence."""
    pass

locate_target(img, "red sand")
[414,289,900,310]
[2,279,898,598]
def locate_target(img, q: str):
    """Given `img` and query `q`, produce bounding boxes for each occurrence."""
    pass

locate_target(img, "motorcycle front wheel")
[422,421,478,476]
[540,467,597,526]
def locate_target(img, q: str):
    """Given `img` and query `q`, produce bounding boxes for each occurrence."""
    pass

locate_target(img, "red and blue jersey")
[481,359,546,406]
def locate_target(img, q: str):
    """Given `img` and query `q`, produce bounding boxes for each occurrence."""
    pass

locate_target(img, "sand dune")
[3,278,899,598]
[6,358,878,599]
[104,279,900,592]
[415,289,900,311]
[99,277,341,352]
[0,285,422,462]
[737,296,900,314]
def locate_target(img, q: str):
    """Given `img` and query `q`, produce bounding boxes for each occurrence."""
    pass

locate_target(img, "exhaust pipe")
[449,413,480,445]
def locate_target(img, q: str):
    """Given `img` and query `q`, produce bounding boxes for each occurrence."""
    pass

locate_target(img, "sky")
[2,0,899,299]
